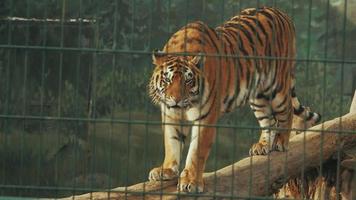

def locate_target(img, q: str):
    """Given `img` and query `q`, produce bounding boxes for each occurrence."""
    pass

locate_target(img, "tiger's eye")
[163,72,170,83]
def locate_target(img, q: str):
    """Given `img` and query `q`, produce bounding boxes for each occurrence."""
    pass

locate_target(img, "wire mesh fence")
[0,0,355,199]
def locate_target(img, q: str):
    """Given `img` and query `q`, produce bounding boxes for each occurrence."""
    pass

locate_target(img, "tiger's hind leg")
[249,92,294,155]
[271,93,294,152]
[249,97,278,155]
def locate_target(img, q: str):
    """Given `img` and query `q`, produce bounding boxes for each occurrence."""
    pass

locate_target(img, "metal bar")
[0,44,355,64]
[0,114,354,135]
[0,1,353,199]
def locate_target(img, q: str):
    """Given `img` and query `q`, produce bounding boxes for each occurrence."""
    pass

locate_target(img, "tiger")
[148,7,321,193]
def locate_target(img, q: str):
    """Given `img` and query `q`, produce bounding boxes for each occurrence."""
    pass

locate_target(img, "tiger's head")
[148,50,205,109]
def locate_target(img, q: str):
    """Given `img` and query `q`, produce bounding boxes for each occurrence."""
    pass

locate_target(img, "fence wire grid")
[0,0,356,199]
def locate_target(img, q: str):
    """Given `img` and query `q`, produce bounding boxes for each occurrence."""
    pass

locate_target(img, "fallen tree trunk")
[276,92,356,200]
[63,91,356,200]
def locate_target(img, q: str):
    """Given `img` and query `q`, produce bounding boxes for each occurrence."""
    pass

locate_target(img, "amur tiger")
[148,7,321,193]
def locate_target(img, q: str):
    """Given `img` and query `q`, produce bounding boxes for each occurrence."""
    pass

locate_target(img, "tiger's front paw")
[249,141,270,156]
[148,166,179,181]
[177,169,204,193]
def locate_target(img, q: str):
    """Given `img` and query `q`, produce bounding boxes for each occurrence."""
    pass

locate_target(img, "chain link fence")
[0,0,355,199]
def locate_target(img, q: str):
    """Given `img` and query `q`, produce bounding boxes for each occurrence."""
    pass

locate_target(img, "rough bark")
[62,91,356,200]
[275,91,356,200]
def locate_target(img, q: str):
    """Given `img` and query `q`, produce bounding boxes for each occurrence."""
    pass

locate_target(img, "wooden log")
[276,90,356,200]
[62,91,356,200]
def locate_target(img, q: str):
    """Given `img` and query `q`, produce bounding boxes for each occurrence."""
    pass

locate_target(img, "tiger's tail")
[291,79,321,126]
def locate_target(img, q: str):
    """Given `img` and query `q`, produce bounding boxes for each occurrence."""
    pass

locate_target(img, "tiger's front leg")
[148,116,188,181]
[178,114,217,193]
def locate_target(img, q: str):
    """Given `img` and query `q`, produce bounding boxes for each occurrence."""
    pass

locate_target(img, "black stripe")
[223,30,238,50]
[291,87,297,97]
[306,112,314,121]
[225,60,240,111]
[194,93,216,121]
[257,115,271,121]
[273,108,287,115]
[225,94,237,111]
[171,135,186,143]
[270,8,289,23]
[222,52,232,107]
[225,23,254,47]
[266,40,272,57]
[171,128,187,143]
[265,20,275,55]
[256,21,268,44]
[223,96,229,104]
[205,27,221,52]
[272,13,285,55]
[250,102,266,108]
[240,18,264,45]
[314,113,321,123]
[187,38,205,45]
[235,32,250,56]
[244,15,269,41]
[245,68,253,97]
[278,119,288,123]
[202,23,220,46]
[259,10,275,22]
[223,32,236,50]
[200,77,215,107]
[262,75,276,94]
[256,90,276,100]
[185,23,220,53]
[293,105,305,115]
[270,90,277,100]
[276,96,287,109]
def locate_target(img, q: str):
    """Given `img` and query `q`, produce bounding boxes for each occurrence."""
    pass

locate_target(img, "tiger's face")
[149,51,204,109]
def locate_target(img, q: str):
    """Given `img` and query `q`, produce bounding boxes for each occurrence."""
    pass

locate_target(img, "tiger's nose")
[171,96,182,104]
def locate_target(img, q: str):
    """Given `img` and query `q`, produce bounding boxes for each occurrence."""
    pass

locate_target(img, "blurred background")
[0,0,355,198]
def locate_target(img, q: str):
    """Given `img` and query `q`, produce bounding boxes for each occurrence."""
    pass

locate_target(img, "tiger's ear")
[190,53,205,69]
[152,49,166,65]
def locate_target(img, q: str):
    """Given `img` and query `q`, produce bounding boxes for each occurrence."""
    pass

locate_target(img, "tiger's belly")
[220,70,275,114]
[184,69,275,121]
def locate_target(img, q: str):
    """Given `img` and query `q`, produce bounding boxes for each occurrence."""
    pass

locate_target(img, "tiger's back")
[162,7,297,114]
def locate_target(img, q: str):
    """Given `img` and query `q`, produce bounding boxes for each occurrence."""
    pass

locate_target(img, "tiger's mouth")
[167,103,190,109]
[164,99,191,109]
[169,105,184,109]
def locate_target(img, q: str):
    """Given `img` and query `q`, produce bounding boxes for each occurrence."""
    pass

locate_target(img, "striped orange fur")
[148,7,321,193]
